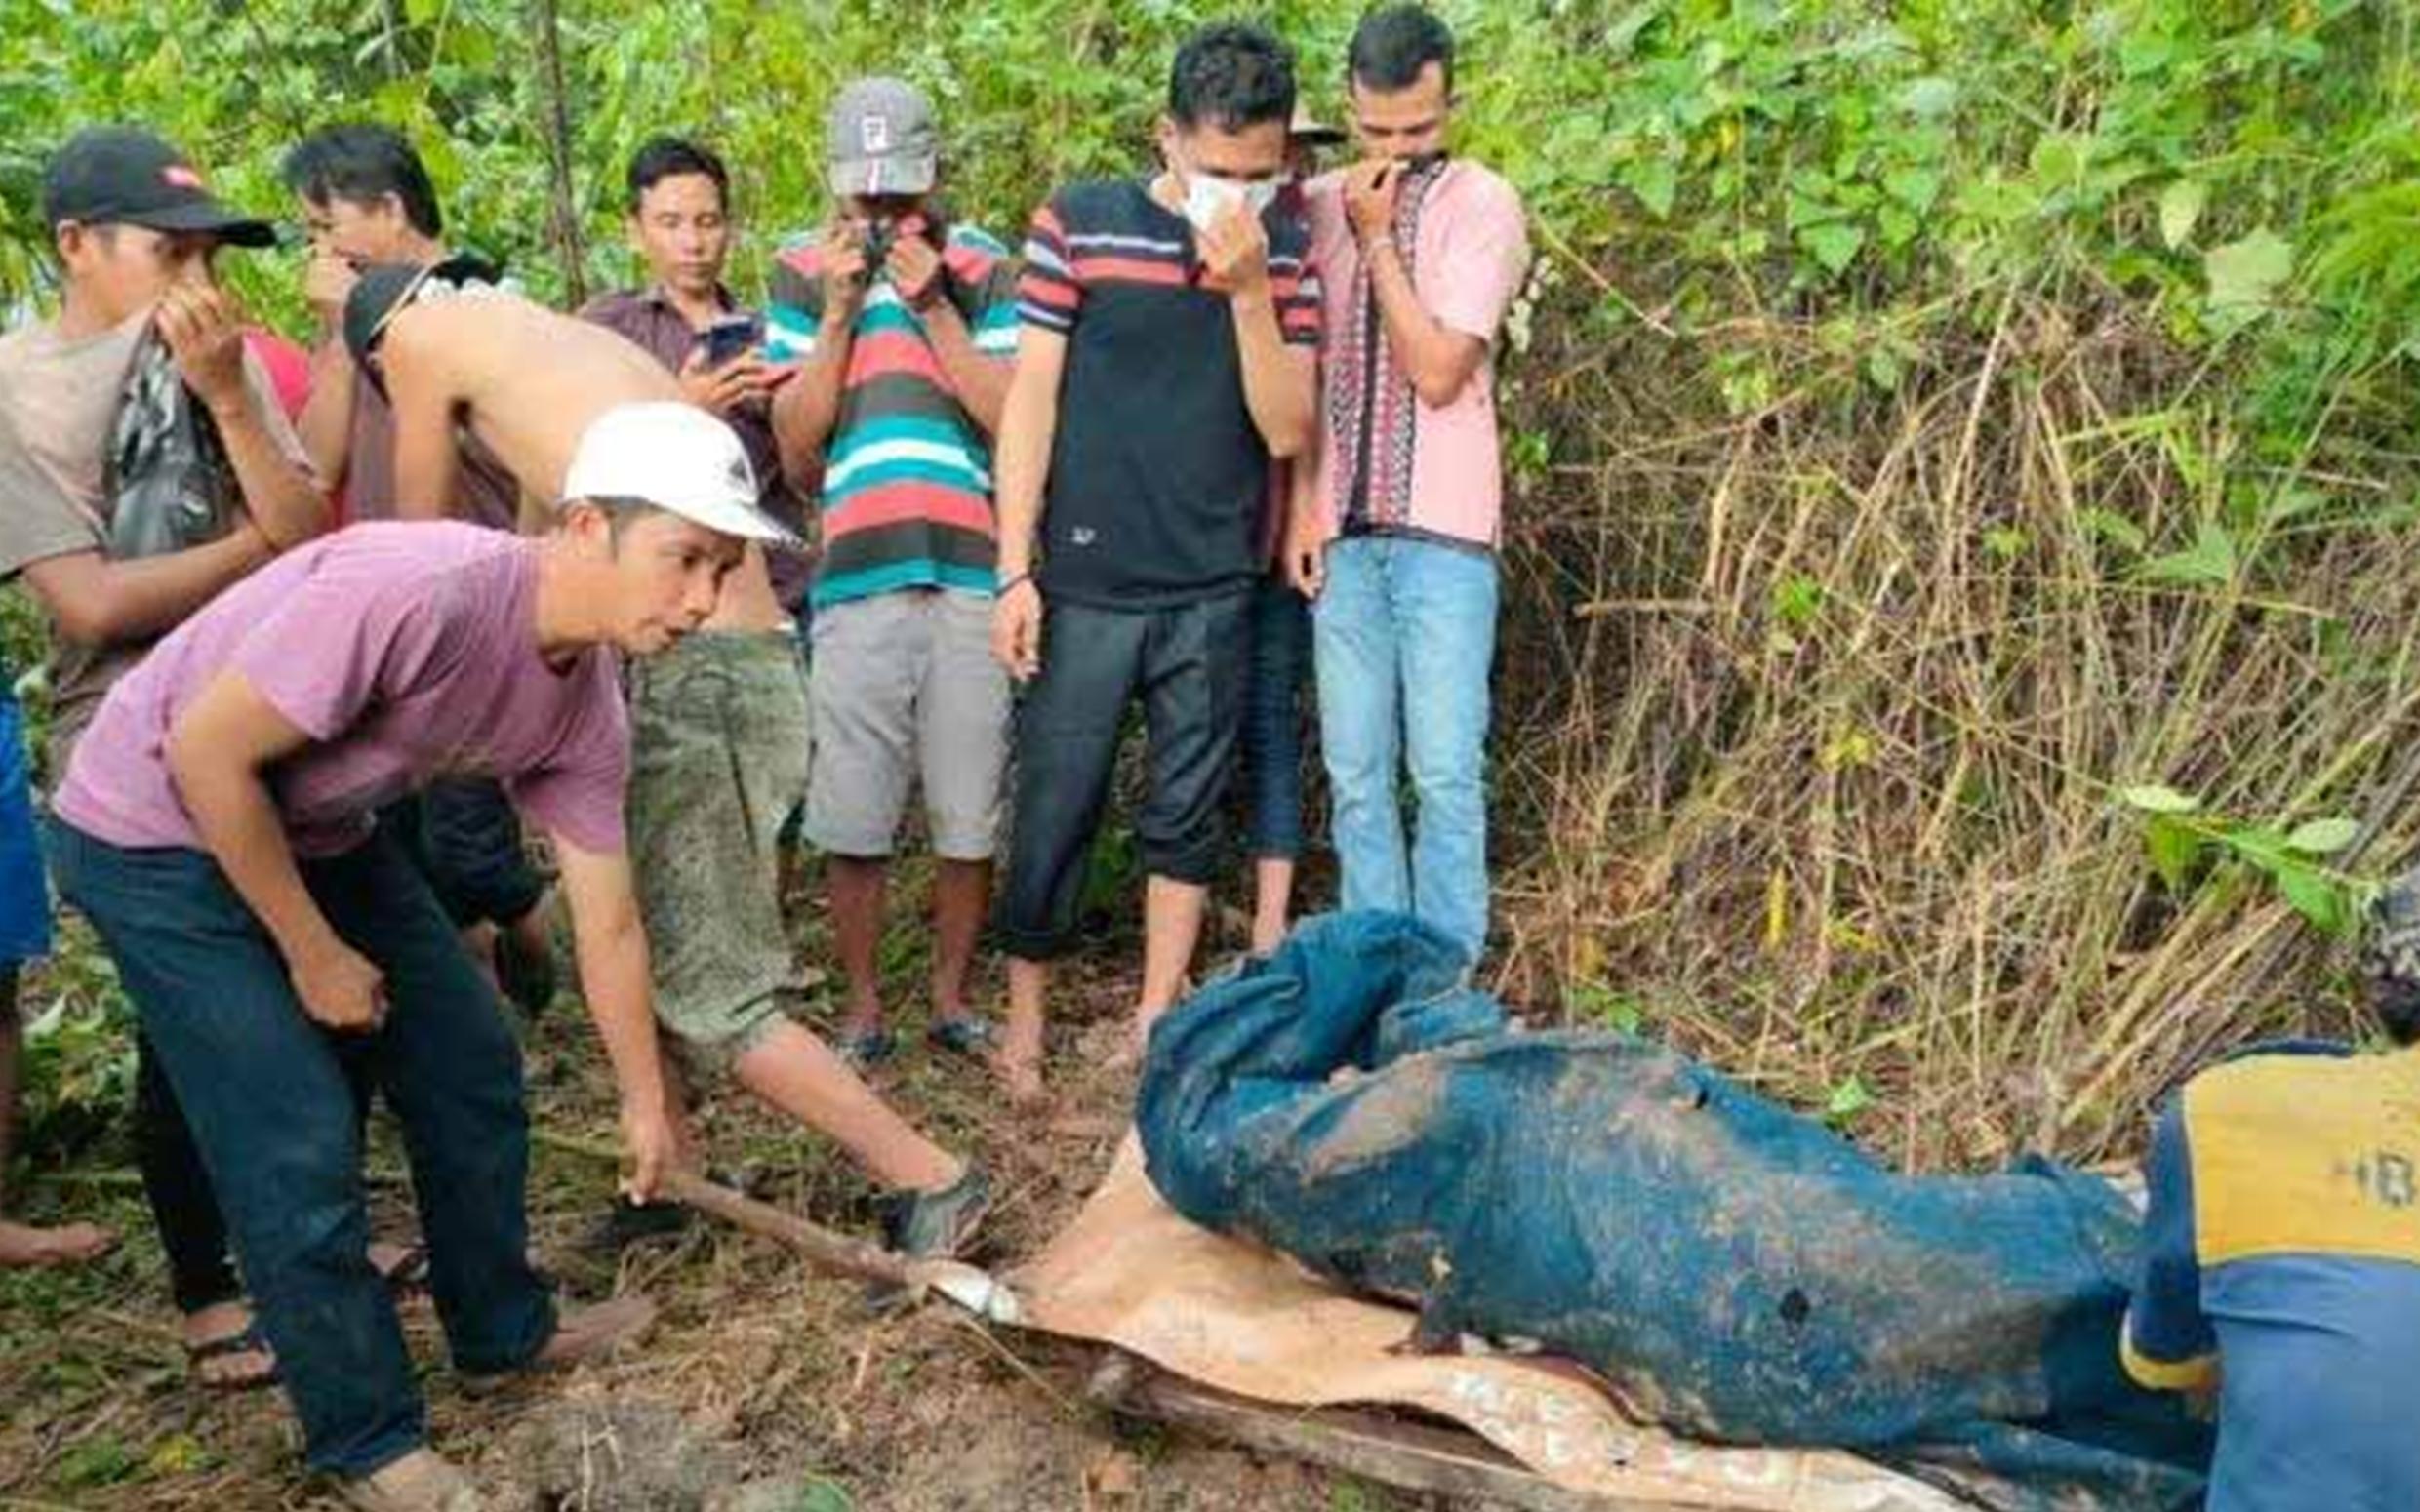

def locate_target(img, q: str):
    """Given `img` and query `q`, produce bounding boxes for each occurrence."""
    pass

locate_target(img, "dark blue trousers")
[49,822,552,1477]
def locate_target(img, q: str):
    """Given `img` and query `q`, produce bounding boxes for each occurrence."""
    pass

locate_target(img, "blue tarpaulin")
[1137,912,2213,1512]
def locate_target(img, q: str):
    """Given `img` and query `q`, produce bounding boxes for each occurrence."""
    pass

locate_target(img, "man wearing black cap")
[0,125,327,1384]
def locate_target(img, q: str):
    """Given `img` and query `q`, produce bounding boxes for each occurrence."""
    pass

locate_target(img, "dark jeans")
[997,592,1250,960]
[1241,574,1310,861]
[50,822,553,1477]
[137,1030,378,1314]
[385,777,544,930]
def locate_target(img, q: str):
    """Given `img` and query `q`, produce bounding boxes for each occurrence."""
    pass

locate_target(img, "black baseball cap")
[40,127,276,248]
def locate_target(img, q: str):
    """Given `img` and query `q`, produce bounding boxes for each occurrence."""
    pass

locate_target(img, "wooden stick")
[528,1132,1019,1320]
[1085,1354,1731,1512]
[659,1168,918,1289]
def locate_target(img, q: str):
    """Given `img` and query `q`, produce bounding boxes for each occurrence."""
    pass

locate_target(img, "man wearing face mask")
[1285,3,1532,967]
[992,21,1320,1102]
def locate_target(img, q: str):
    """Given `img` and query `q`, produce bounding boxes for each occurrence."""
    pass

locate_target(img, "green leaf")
[2119,784,2202,816]
[1619,157,1678,219]
[1882,166,1941,213]
[2204,228,2295,318]
[2285,816,2360,855]
[2145,815,2205,891]
[2158,179,2208,250]
[2275,864,2352,935]
[2081,508,2148,554]
[1800,221,1866,276]
[1825,1076,1876,1123]
[1897,76,1959,120]
[1605,1,1666,57]
[2141,520,2238,587]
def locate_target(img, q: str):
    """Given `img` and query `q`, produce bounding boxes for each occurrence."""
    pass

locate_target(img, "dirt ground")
[0,882,1456,1512]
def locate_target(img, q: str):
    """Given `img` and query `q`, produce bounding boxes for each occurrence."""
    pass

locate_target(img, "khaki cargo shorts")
[626,628,810,1073]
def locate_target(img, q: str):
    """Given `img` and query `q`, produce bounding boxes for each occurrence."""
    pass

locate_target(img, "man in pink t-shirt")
[47,405,786,1510]
[1289,4,1531,963]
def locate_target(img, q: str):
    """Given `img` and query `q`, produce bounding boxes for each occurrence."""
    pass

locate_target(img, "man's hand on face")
[291,937,388,1033]
[886,231,945,309]
[156,274,250,415]
[677,346,773,416]
[1344,159,1403,248]
[1195,197,1271,298]
[304,248,359,323]
[821,221,869,320]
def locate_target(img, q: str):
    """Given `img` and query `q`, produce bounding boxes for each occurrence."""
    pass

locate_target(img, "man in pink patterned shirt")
[1289,3,1532,964]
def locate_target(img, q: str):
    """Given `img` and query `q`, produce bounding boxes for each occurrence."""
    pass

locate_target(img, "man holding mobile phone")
[1287,4,1532,967]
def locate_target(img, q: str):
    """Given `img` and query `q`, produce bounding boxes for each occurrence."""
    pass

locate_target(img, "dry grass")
[1486,284,2420,1168]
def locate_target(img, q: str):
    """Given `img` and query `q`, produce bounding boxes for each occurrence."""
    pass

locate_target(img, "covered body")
[1136,912,2211,1512]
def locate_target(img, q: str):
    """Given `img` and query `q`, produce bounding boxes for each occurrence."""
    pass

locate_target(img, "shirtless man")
[344,265,986,1254]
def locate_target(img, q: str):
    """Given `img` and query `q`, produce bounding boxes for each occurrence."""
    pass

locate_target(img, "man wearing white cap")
[351,262,985,1256]
[39,404,927,1511]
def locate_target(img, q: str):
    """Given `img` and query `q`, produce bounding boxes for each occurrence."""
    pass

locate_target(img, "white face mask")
[1182,171,1279,232]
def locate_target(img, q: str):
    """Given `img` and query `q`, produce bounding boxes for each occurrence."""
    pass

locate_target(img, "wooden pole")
[529,0,586,304]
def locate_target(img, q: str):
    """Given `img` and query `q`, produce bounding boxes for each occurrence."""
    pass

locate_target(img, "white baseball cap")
[558,402,800,547]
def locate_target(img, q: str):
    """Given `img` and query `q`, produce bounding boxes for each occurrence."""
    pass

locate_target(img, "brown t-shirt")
[340,365,522,533]
[0,312,316,773]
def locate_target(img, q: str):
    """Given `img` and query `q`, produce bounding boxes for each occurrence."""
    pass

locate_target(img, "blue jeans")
[1242,574,1310,860]
[48,822,553,1477]
[1311,536,1498,961]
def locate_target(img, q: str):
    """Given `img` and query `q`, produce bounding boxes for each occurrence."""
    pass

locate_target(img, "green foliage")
[2118,784,2369,936]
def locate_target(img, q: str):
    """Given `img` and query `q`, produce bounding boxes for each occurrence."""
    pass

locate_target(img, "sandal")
[373,1240,429,1296]
[926,1016,997,1058]
[186,1320,278,1392]
[835,1026,898,1069]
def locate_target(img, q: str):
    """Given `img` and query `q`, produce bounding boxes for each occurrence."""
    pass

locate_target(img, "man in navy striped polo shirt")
[989,21,1320,1103]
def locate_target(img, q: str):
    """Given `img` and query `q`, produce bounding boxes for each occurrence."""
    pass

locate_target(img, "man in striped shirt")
[768,78,1022,1072]
[990,22,1320,1102]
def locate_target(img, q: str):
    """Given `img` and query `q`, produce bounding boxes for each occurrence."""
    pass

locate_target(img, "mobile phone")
[703,315,761,368]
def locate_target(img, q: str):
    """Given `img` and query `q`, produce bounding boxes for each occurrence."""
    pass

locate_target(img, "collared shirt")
[578,283,813,610]
[1016,179,1320,609]
[765,227,1018,611]
[2124,1040,2420,1512]
[1304,160,1531,552]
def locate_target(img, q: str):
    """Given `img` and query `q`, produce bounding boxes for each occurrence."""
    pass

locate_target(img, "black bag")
[102,332,237,561]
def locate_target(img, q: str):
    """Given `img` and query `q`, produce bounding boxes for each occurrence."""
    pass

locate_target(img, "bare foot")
[0,1216,117,1268]
[183,1299,276,1389]
[993,1051,1047,1109]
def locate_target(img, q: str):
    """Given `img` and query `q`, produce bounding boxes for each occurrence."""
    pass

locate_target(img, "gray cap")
[826,77,939,197]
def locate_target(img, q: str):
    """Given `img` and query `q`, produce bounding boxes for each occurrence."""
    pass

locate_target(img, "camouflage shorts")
[626,629,811,1073]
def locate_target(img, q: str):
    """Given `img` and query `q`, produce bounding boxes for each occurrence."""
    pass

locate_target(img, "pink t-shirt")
[55,522,629,859]
[1306,160,1532,549]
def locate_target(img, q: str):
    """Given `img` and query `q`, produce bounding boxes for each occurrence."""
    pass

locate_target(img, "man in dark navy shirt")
[988,20,1320,1103]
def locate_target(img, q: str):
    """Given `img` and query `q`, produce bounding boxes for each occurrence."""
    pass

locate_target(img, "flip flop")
[835,1026,898,1069]
[185,1321,278,1392]
[373,1241,429,1295]
[926,1016,997,1058]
